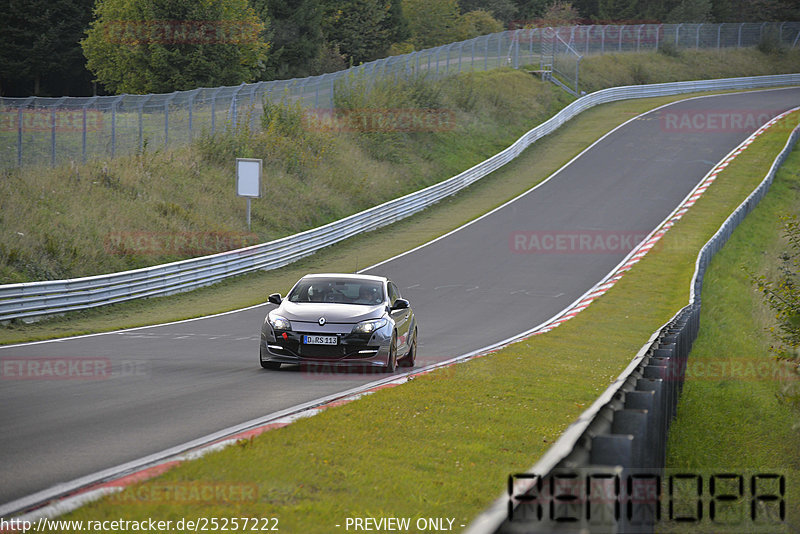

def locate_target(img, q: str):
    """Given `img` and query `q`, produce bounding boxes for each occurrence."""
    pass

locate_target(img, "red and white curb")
[532,107,798,334]
[5,107,798,527]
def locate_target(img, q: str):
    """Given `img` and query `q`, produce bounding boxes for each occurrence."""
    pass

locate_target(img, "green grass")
[46,112,800,534]
[660,142,800,533]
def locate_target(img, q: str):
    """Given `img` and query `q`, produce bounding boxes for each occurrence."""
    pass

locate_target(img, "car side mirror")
[390,298,409,310]
[268,293,282,305]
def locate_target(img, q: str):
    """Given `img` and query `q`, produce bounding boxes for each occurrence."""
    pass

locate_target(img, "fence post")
[656,24,661,51]
[111,95,123,158]
[738,23,744,47]
[249,83,258,129]
[696,23,702,49]
[619,25,624,52]
[164,92,177,148]
[471,38,476,69]
[210,87,222,135]
[82,96,97,163]
[17,106,23,167]
[188,91,195,140]
[231,83,245,129]
[637,24,643,52]
[717,23,722,49]
[497,31,502,67]
[50,106,56,167]
[601,25,605,54]
[676,23,682,47]
[484,34,489,70]
[137,96,146,152]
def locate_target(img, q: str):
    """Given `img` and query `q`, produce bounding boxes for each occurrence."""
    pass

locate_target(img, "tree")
[458,10,505,39]
[321,0,396,64]
[0,0,95,96]
[458,0,518,23]
[663,0,712,22]
[540,0,581,25]
[250,0,325,79]
[81,0,269,94]
[403,0,463,49]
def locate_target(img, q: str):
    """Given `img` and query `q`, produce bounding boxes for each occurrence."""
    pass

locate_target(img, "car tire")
[384,333,397,373]
[400,329,417,368]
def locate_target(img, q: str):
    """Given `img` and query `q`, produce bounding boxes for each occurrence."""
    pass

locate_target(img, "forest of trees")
[1,0,797,97]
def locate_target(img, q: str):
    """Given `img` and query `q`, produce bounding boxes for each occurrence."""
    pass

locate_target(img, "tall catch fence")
[2,22,799,168]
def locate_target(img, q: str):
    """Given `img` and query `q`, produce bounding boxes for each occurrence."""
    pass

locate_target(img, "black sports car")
[259,273,417,372]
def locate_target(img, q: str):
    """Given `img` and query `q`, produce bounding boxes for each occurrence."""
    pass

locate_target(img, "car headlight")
[268,313,292,331]
[352,317,388,334]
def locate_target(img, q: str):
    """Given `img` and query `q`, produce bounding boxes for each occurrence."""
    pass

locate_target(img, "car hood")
[277,302,385,324]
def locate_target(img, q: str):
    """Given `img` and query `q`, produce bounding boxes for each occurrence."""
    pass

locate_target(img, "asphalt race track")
[2,88,799,507]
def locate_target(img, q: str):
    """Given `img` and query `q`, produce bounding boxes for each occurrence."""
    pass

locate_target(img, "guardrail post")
[612,409,649,468]
[624,391,657,467]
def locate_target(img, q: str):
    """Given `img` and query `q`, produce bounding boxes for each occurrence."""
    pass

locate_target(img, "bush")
[657,42,681,58]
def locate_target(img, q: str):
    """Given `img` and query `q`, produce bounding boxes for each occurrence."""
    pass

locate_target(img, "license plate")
[303,335,338,345]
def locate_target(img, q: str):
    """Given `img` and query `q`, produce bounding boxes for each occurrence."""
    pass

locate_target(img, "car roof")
[299,273,388,283]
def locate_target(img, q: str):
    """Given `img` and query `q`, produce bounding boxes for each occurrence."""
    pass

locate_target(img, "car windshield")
[287,278,385,305]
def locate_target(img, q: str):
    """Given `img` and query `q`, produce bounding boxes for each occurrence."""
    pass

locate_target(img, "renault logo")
[318,317,326,326]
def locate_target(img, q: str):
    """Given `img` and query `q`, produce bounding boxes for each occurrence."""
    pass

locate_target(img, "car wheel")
[261,360,281,370]
[400,329,417,367]
[384,333,397,373]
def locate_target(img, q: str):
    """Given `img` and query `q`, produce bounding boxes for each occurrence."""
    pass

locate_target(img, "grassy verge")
[48,116,800,533]
[660,145,800,532]
[0,87,778,346]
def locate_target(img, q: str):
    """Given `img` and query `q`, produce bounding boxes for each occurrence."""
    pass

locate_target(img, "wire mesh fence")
[2,22,798,169]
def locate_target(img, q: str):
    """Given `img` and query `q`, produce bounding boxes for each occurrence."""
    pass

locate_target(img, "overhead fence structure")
[1,73,800,322]
[1,22,799,168]
[465,112,800,534]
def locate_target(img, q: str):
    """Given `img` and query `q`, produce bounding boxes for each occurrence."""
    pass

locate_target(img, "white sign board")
[236,158,262,198]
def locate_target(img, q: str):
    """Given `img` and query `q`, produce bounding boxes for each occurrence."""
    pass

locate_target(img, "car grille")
[272,335,377,360]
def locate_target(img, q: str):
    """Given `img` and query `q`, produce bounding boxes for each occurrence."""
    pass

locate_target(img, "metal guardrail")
[465,112,800,534]
[2,74,800,322]
[3,22,799,168]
